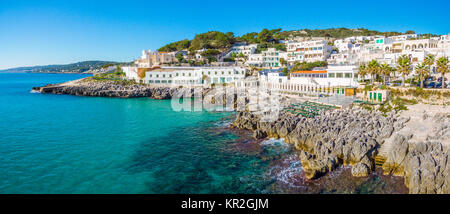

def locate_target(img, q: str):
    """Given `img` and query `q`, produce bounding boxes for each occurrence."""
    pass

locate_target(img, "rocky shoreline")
[232,107,450,194]
[32,78,450,194]
[32,79,195,99]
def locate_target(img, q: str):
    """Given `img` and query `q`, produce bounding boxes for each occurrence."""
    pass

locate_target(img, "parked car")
[437,77,448,82]
[426,77,436,82]
[436,82,448,88]
[426,82,436,88]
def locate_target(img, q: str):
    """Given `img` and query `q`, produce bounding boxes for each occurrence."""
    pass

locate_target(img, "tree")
[279,58,287,67]
[281,67,289,76]
[415,62,429,88]
[379,63,393,85]
[436,57,449,89]
[175,53,184,63]
[358,63,367,82]
[396,55,412,87]
[367,60,380,84]
[424,54,435,76]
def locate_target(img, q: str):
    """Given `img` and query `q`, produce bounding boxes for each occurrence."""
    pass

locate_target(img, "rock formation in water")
[232,107,450,194]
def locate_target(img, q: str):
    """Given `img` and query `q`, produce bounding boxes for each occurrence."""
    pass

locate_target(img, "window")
[156,74,159,78]
[345,73,352,78]
[328,73,335,78]
[176,73,179,76]
[336,73,343,78]
[149,80,153,83]
[163,74,165,78]
[182,73,185,76]
[150,74,152,77]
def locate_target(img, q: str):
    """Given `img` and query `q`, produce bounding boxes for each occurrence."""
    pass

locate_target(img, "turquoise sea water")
[0,73,408,194]
[0,73,273,193]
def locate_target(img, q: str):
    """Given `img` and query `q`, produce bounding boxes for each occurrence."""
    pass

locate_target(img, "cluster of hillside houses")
[123,33,450,90]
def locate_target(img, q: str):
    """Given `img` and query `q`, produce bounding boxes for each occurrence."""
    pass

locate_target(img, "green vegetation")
[188,31,235,52]
[291,61,328,71]
[158,39,190,52]
[155,27,414,58]
[396,55,412,86]
[93,70,125,80]
[436,56,449,89]
[270,28,406,39]
[201,49,220,63]
[390,87,449,100]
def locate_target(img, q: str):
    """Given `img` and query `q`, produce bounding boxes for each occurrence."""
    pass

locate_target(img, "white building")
[231,44,257,56]
[388,34,418,41]
[261,48,286,67]
[258,69,288,84]
[285,40,332,64]
[289,65,359,87]
[139,66,246,86]
[122,66,140,81]
[246,54,263,67]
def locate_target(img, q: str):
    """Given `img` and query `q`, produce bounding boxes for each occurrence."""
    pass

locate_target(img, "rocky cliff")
[232,108,450,194]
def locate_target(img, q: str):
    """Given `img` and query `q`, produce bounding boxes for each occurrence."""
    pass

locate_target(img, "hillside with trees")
[157,28,420,56]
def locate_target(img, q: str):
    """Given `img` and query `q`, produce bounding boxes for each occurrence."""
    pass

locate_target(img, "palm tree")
[367,60,380,84]
[415,62,429,88]
[396,55,412,87]
[379,63,393,86]
[424,54,435,74]
[358,63,367,83]
[436,57,449,89]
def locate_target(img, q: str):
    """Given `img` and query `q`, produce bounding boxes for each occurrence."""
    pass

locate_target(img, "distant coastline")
[0,60,130,74]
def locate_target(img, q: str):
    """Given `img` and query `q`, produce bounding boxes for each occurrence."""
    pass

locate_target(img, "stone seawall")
[232,108,450,194]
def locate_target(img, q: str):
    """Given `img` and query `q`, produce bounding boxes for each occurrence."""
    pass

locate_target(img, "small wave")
[267,154,305,188]
[214,120,232,127]
[30,90,40,94]
[261,138,286,146]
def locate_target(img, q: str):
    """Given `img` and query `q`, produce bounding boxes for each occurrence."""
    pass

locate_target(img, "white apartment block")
[286,40,332,64]
[245,54,263,67]
[288,65,359,87]
[260,48,286,67]
[388,34,418,41]
[123,66,246,86]
[231,44,257,56]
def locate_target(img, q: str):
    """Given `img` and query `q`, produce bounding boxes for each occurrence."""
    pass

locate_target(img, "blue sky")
[0,0,449,69]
